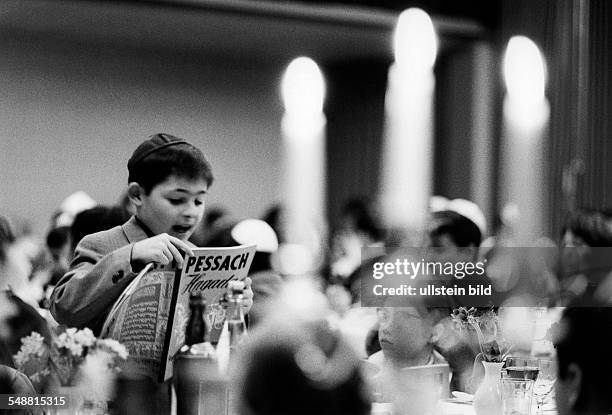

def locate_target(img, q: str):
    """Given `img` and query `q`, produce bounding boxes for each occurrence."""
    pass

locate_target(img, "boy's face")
[377,307,434,366]
[135,175,207,241]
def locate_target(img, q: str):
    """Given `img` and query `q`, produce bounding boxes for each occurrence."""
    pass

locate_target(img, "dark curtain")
[323,59,390,232]
[500,0,612,238]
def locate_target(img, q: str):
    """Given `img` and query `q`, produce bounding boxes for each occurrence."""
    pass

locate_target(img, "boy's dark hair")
[430,210,482,247]
[128,133,214,194]
[561,209,612,247]
[555,304,612,413]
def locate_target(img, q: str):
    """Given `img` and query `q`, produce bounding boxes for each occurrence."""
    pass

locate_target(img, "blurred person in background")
[427,197,486,266]
[202,218,284,328]
[36,205,131,309]
[261,204,285,244]
[45,226,71,289]
[554,303,612,414]
[235,278,370,415]
[426,198,491,392]
[189,205,231,246]
[559,209,612,304]
[69,205,131,253]
[330,197,385,289]
[0,215,51,369]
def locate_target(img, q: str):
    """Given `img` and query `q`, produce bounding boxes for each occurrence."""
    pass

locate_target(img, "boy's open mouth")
[172,224,193,234]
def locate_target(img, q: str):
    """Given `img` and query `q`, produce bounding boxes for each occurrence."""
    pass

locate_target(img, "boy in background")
[51,133,253,336]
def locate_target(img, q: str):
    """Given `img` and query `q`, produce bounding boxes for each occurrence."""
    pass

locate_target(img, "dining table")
[371,399,558,415]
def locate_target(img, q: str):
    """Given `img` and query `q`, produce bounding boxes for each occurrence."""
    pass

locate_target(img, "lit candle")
[280,57,326,272]
[379,8,438,235]
[501,36,549,244]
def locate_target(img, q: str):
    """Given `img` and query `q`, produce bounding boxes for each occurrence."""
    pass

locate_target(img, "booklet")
[100,244,256,382]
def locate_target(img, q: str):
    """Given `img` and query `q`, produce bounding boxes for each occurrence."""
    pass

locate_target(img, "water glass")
[501,378,534,415]
[505,357,540,381]
[533,359,556,415]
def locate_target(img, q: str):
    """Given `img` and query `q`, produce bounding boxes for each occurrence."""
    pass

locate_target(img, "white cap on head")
[231,219,279,253]
[56,191,97,227]
[430,196,487,236]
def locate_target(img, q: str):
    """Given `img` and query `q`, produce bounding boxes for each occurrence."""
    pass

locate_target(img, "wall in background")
[0,33,284,236]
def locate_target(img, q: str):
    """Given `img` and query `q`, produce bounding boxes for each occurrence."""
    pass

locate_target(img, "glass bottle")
[174,292,227,415]
[216,280,248,375]
[185,291,207,346]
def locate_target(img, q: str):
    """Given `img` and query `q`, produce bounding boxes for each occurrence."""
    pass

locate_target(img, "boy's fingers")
[167,243,184,268]
[161,248,173,264]
[168,236,194,257]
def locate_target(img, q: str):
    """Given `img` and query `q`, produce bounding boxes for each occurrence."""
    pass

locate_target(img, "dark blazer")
[50,216,150,335]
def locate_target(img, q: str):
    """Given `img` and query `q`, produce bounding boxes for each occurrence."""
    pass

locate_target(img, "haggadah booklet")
[100,244,256,382]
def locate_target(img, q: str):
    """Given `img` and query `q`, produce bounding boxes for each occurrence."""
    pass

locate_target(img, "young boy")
[50,133,253,335]
[368,306,447,370]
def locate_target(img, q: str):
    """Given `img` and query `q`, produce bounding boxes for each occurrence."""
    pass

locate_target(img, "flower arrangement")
[14,327,128,389]
[451,307,512,362]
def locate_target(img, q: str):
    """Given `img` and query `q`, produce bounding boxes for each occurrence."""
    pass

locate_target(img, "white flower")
[13,332,46,369]
[96,339,128,360]
[67,343,84,357]
[74,328,96,347]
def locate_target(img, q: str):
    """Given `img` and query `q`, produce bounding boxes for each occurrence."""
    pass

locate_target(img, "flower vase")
[473,361,503,415]
[50,385,83,415]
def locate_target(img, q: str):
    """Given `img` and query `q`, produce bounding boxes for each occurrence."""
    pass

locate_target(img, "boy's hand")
[242,277,253,315]
[131,233,194,269]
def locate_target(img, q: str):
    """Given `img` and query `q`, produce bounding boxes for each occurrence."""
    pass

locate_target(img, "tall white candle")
[380,8,438,234]
[280,57,326,272]
[501,36,549,244]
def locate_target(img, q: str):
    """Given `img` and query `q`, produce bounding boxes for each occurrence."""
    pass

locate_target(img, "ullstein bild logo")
[371,283,492,297]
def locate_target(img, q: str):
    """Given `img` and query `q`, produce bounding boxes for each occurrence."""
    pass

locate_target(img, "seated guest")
[559,209,612,303]
[427,198,494,391]
[428,197,486,265]
[368,306,447,370]
[554,304,612,414]
[70,205,131,254]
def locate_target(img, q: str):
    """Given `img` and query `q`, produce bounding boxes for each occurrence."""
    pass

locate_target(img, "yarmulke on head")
[127,133,214,194]
[128,133,191,171]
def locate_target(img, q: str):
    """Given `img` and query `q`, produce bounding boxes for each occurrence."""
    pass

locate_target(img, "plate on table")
[451,391,474,403]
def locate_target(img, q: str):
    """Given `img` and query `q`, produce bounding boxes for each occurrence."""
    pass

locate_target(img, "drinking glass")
[505,357,540,381]
[501,378,534,415]
[533,359,556,415]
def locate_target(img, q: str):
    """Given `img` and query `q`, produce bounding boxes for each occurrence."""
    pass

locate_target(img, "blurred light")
[394,8,437,69]
[503,36,546,104]
[281,57,325,116]
[273,243,314,276]
[278,276,330,321]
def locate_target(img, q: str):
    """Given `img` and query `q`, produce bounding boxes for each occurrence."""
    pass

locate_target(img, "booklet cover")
[100,244,256,382]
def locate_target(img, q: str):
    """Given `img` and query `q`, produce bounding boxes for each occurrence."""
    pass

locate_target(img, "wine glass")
[505,356,540,381]
[533,359,556,415]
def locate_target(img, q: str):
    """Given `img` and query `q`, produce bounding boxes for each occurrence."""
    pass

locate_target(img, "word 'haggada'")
[185,252,251,274]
